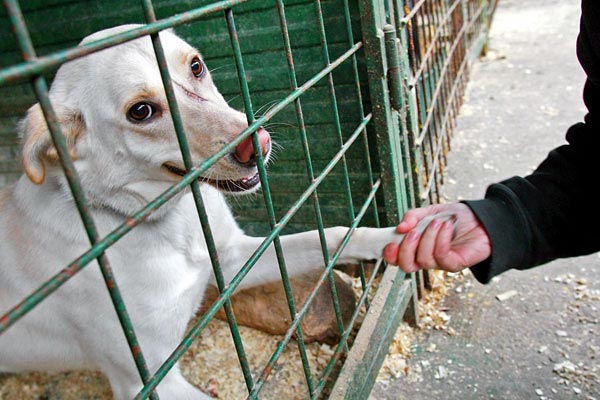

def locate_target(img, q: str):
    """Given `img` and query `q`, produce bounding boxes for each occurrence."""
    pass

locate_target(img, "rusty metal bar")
[223,6,315,395]
[2,1,159,398]
[0,0,250,86]
[139,0,256,393]
[134,114,373,400]
[0,39,363,336]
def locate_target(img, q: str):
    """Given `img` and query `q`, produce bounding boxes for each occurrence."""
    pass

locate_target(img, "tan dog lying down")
[0,25,445,399]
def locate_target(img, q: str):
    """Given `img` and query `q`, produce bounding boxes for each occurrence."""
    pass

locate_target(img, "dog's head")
[20,24,271,214]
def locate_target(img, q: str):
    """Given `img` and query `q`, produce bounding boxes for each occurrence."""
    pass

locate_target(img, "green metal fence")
[0,0,496,398]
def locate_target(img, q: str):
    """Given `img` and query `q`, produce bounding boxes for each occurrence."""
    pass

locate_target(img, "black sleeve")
[464,123,600,283]
[461,0,600,284]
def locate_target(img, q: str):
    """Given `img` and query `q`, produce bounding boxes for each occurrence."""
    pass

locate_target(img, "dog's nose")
[233,127,271,166]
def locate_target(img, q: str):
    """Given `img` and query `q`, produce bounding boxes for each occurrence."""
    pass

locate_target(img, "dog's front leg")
[218,225,399,290]
[104,364,212,400]
[218,213,456,290]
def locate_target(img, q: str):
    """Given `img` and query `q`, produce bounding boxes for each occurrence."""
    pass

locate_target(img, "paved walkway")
[372,0,599,399]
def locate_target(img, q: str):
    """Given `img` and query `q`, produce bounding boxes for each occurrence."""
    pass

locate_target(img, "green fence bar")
[140,0,257,393]
[2,2,160,399]
[415,1,485,202]
[0,0,250,86]
[134,114,374,400]
[250,172,382,400]
[312,0,355,353]
[358,0,404,224]
[329,267,414,400]
[224,6,315,395]
[384,24,410,213]
[0,39,364,336]
[341,0,378,310]
[0,0,498,398]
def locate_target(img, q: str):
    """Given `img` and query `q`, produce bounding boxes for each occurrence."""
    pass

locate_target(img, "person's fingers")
[390,203,490,273]
[383,242,400,265]
[433,220,460,271]
[396,211,421,233]
[415,219,443,268]
[396,230,421,273]
[396,206,439,233]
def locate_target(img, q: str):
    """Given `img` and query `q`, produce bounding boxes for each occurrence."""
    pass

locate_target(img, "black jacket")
[465,0,600,283]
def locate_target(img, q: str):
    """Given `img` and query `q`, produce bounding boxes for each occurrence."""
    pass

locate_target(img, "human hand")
[382,203,491,273]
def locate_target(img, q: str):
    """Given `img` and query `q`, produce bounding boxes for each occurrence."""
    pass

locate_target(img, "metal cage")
[0,0,496,398]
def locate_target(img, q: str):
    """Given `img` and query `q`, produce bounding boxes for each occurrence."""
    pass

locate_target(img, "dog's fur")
[0,25,414,399]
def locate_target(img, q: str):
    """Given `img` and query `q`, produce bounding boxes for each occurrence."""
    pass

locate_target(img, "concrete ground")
[371,0,600,399]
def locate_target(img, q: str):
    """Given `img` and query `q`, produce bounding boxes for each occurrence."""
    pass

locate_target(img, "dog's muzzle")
[233,127,271,167]
[162,127,271,194]
[162,162,261,193]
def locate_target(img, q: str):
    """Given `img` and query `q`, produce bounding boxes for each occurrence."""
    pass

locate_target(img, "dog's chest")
[105,227,210,326]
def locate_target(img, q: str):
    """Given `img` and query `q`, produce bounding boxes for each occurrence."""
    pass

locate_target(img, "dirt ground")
[371,0,600,399]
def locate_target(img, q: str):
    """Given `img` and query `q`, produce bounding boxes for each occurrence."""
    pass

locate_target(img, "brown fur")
[22,104,85,185]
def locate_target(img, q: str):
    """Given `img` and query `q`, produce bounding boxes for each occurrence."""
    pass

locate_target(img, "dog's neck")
[13,173,184,238]
[86,179,188,222]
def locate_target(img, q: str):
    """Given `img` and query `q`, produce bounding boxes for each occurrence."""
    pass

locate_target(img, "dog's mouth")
[162,162,260,193]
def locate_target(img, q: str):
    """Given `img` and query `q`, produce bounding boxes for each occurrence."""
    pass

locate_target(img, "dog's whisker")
[209,63,234,73]
[226,94,241,104]
[263,122,296,129]
[254,100,278,114]
[263,131,285,144]
[266,147,281,165]
[253,99,282,117]
[270,141,285,153]
[261,100,286,118]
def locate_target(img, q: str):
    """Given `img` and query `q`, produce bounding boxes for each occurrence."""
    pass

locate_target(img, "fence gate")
[0,0,495,399]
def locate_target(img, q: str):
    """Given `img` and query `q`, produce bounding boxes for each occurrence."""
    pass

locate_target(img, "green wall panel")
[0,0,378,234]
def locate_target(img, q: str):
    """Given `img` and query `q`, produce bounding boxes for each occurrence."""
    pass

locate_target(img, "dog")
[0,25,444,399]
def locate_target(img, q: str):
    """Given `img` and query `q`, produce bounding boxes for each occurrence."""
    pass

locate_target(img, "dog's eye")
[190,56,205,78]
[128,102,155,122]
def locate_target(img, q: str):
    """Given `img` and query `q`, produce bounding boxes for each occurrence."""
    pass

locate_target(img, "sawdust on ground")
[0,270,457,399]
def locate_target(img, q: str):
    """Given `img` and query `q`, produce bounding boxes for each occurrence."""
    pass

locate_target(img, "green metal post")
[3,2,159,399]
[383,24,410,212]
[139,1,255,394]
[223,7,316,396]
[396,0,424,205]
[358,0,404,225]
[342,0,380,306]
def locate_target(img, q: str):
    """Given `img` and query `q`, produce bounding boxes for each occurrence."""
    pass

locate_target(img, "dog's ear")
[20,103,85,184]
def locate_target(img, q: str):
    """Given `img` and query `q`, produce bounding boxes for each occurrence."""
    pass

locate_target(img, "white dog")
[0,25,439,399]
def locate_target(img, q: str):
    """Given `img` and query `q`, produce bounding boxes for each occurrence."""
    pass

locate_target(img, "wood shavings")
[376,270,458,384]
[0,270,372,399]
[0,371,112,399]
[496,289,518,302]
[181,318,335,400]
[0,317,337,400]
[553,360,599,393]
[0,269,454,399]
[417,270,460,332]
[377,323,415,381]
[434,365,448,380]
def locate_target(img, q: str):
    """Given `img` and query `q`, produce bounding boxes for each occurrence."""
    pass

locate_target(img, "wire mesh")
[0,0,497,398]
[396,0,495,205]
